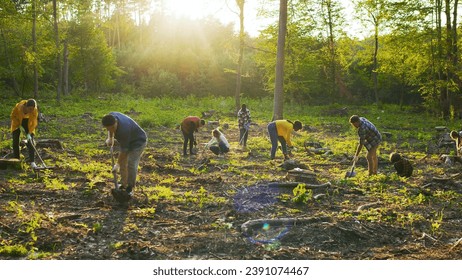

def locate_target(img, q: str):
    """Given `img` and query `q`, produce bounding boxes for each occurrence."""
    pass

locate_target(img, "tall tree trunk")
[53,0,62,103]
[441,0,451,119]
[32,0,38,99]
[273,0,287,121]
[63,40,69,95]
[373,15,379,105]
[325,0,336,98]
[235,0,245,113]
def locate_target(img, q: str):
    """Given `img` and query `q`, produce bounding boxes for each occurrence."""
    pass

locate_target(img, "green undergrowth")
[2,94,462,259]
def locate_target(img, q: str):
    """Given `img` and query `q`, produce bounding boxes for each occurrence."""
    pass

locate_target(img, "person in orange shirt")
[267,119,302,160]
[180,116,205,156]
[10,99,39,167]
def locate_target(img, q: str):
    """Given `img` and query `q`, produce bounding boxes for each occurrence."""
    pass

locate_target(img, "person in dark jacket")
[450,130,462,156]
[180,116,205,156]
[102,112,147,202]
[389,152,413,177]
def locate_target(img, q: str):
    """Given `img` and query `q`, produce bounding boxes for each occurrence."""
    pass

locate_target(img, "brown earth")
[1,118,462,260]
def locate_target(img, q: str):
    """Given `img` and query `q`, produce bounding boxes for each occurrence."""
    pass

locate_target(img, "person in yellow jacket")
[10,99,39,167]
[267,119,302,160]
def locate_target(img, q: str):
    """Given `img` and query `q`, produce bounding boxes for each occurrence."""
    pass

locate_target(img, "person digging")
[102,113,147,203]
[267,120,303,160]
[10,99,39,168]
[237,104,251,148]
[349,115,382,176]
[180,116,206,156]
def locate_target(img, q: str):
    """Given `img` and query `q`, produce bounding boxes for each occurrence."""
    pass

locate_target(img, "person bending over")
[267,120,302,160]
[102,112,147,201]
[10,99,39,168]
[181,116,205,156]
[389,152,413,177]
[349,115,382,176]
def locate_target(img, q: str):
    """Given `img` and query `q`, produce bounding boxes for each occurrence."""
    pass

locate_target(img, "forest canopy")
[1,0,462,118]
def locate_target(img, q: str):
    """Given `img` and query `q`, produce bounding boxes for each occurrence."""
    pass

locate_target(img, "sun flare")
[163,0,214,20]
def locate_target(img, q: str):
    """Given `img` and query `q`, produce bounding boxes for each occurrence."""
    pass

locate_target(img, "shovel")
[345,159,357,178]
[110,146,130,203]
[29,139,54,171]
[110,145,119,189]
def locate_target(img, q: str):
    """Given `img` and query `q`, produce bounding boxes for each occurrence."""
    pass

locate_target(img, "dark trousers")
[210,142,229,155]
[12,119,35,162]
[182,131,195,155]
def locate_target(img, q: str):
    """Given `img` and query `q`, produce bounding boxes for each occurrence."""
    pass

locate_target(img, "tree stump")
[0,158,22,170]
[286,168,318,184]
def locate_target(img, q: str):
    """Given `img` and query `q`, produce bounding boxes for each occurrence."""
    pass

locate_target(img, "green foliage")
[43,176,69,191]
[291,184,313,204]
[92,223,102,234]
[0,244,29,257]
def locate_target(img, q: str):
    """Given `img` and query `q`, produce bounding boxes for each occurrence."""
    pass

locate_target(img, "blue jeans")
[210,142,229,155]
[267,122,287,159]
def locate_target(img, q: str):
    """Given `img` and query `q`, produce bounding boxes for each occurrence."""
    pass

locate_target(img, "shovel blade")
[345,171,356,178]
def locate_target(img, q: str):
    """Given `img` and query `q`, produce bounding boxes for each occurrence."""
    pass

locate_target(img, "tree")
[273,0,287,120]
[53,0,62,102]
[32,0,38,98]
[234,0,245,113]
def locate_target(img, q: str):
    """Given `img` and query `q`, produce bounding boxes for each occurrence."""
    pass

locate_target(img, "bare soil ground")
[1,117,462,260]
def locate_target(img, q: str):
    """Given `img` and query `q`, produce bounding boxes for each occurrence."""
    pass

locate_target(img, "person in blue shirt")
[349,115,382,176]
[102,112,147,202]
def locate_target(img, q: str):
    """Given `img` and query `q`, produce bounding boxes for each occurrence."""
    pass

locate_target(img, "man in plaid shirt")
[237,104,251,148]
[349,115,382,176]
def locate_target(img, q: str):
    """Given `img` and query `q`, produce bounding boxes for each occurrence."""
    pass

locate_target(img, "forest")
[1,0,462,264]
[1,0,462,118]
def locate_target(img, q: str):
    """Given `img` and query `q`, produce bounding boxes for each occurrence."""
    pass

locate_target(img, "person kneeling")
[206,129,230,156]
[389,152,413,178]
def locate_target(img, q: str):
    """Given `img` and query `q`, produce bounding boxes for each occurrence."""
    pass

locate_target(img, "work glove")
[26,133,32,142]
[105,137,114,147]
[112,163,120,173]
[244,123,250,130]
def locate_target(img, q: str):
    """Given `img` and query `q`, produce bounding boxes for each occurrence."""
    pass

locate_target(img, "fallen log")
[356,201,382,212]
[241,216,333,238]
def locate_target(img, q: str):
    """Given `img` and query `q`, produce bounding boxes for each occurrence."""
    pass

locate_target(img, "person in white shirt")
[206,129,230,155]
